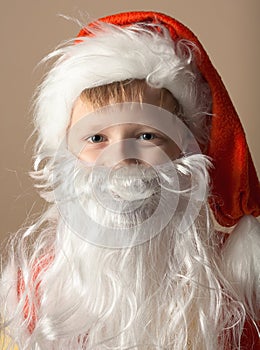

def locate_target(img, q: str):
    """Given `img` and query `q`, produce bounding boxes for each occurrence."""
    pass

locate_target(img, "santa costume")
[0,11,259,350]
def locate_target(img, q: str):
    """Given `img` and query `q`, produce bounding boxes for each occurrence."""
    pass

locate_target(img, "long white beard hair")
[1,152,259,350]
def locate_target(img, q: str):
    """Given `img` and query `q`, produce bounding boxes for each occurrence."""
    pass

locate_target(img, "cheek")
[77,147,102,163]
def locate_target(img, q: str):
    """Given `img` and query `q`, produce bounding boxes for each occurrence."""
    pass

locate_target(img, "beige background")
[1,0,259,243]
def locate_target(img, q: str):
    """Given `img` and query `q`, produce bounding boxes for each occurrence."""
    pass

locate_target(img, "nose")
[101,138,142,168]
[113,158,140,169]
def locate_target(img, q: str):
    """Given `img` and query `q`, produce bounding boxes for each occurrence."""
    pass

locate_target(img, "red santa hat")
[35,11,260,228]
[77,11,260,228]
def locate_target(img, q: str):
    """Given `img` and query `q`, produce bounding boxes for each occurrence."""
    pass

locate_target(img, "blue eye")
[138,133,156,141]
[86,135,104,143]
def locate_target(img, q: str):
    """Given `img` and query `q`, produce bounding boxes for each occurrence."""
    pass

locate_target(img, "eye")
[138,133,156,141]
[86,134,105,143]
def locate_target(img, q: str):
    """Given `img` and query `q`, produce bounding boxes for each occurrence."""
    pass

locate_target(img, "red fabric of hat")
[77,11,260,227]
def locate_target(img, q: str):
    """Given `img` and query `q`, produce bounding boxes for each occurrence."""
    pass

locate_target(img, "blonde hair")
[79,79,181,114]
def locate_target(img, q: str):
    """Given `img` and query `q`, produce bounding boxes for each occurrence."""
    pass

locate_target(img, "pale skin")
[67,85,181,167]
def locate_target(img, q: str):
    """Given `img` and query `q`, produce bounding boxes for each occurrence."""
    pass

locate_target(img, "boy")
[1,11,259,349]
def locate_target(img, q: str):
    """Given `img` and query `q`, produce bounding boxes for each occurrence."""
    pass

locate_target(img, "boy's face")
[58,84,206,247]
[68,85,181,167]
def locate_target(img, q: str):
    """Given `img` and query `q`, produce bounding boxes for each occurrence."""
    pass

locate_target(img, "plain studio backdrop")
[0,0,259,243]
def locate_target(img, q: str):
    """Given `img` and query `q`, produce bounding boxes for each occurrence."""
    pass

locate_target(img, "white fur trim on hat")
[34,22,211,151]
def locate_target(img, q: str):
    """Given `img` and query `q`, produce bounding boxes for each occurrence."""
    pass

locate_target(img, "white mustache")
[89,164,161,202]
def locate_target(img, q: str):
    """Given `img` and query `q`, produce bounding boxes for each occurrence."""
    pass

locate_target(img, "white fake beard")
[53,153,196,248]
[62,161,162,238]
[5,152,239,350]
[26,151,230,350]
